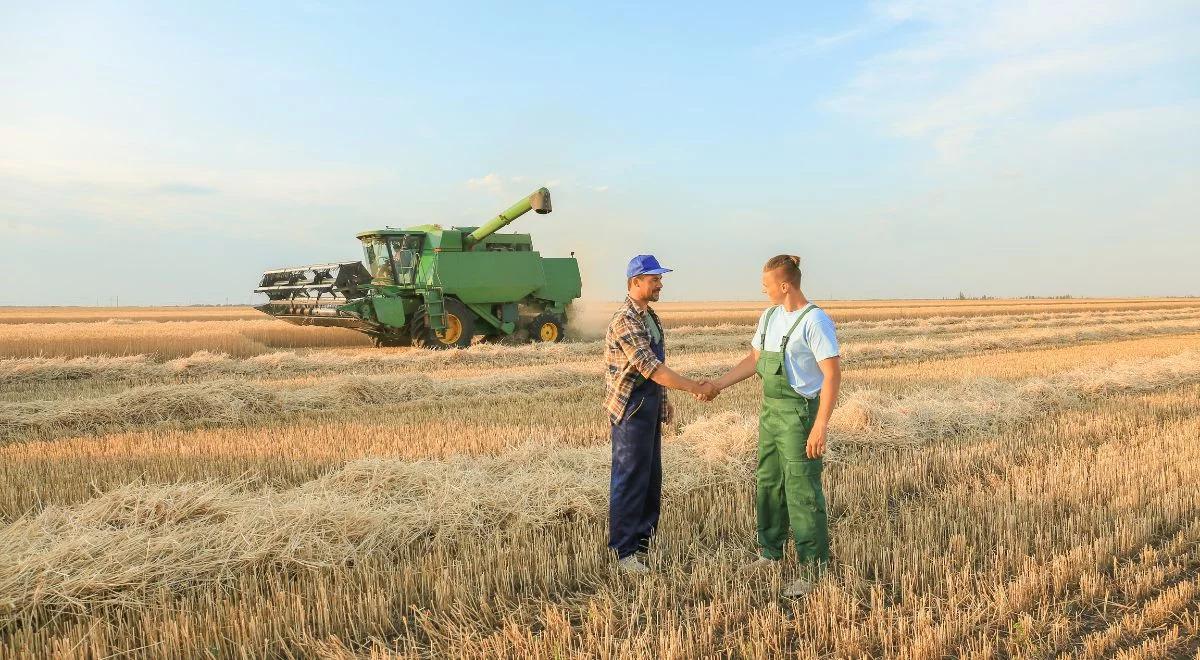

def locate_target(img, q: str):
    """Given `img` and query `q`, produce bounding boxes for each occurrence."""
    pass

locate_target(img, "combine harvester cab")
[254,187,582,349]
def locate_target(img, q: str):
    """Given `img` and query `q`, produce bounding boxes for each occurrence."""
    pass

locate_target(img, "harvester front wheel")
[530,312,566,343]
[411,298,475,350]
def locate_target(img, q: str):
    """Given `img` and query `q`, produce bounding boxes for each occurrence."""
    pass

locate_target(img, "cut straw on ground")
[2,350,1197,618]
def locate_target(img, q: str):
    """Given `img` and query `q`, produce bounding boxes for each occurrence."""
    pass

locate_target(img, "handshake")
[691,379,721,402]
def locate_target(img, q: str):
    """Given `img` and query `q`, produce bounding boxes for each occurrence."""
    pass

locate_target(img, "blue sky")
[2,1,1197,305]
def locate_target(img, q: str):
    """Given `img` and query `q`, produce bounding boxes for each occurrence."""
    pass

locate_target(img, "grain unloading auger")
[253,187,582,349]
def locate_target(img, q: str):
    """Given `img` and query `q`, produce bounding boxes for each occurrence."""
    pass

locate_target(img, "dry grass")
[648,298,1200,326]
[2,301,1200,658]
[0,319,371,359]
[678,305,1200,337]
[3,298,1197,360]
[6,309,1200,395]
[3,386,1198,657]
[0,306,264,324]
[0,372,1193,618]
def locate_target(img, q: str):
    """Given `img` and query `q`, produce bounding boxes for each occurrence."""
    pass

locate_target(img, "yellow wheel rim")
[539,322,559,342]
[437,314,463,344]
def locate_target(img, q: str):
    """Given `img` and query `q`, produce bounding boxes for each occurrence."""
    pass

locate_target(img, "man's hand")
[809,357,840,459]
[694,380,720,402]
[806,424,827,459]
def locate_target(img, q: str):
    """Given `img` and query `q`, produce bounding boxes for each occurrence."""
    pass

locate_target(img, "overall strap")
[780,304,817,352]
[760,306,779,349]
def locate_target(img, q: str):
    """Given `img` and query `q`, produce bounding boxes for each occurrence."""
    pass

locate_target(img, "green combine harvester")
[254,187,581,349]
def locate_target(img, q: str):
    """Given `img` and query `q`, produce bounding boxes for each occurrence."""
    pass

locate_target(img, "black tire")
[411,298,475,350]
[529,312,566,343]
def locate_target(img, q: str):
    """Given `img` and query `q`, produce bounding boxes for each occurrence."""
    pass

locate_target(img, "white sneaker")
[782,578,815,597]
[740,557,782,574]
[616,555,650,574]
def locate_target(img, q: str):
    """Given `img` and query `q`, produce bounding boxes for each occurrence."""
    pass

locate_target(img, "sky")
[1,0,1198,305]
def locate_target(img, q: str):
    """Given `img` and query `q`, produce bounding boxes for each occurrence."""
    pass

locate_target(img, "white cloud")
[464,174,565,199]
[753,25,875,61]
[827,0,1199,160]
[1047,103,1200,144]
[0,118,388,214]
[795,0,1200,297]
[465,173,504,193]
[0,220,63,238]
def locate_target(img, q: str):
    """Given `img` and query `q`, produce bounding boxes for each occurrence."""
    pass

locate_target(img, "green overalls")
[755,304,829,565]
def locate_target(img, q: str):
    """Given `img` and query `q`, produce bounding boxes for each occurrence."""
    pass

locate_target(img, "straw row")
[2,350,1197,617]
[5,312,1200,390]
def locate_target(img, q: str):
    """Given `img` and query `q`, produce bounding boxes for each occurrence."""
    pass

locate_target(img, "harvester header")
[253,187,580,348]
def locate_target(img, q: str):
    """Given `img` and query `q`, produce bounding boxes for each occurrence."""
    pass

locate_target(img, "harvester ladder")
[423,287,448,332]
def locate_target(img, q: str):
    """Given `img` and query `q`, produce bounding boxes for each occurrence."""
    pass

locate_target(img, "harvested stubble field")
[2,298,1200,658]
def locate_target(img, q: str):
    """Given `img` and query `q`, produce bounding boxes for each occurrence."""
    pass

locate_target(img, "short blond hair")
[763,254,801,286]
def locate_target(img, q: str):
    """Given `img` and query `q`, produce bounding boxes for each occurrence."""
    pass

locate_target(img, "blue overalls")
[607,328,666,559]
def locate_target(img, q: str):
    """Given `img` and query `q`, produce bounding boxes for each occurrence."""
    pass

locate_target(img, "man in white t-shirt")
[708,254,841,598]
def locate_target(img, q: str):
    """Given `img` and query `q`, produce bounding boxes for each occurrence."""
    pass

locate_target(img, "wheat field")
[2,298,1200,658]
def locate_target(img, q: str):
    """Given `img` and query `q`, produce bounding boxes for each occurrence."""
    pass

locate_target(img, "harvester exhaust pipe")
[465,187,552,248]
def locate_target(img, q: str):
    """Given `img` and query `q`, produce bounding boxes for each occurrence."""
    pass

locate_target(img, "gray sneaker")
[782,578,815,597]
[616,555,650,574]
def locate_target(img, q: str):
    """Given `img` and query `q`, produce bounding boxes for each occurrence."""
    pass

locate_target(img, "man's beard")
[649,290,661,301]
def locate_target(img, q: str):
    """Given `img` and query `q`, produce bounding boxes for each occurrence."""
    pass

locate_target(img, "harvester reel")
[411,298,475,350]
[530,312,566,343]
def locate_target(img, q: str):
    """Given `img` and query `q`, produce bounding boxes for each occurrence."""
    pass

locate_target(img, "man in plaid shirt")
[604,254,717,574]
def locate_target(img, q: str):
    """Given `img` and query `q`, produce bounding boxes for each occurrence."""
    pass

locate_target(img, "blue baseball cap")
[626,254,673,279]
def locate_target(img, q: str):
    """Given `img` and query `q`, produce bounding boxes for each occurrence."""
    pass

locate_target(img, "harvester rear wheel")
[411,298,475,350]
[530,312,566,343]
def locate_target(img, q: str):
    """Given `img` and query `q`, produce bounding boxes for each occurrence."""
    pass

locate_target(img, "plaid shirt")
[603,296,669,425]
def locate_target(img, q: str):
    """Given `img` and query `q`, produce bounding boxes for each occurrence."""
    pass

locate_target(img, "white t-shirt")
[750,304,840,398]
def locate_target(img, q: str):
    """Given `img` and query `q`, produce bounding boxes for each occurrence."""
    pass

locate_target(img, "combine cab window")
[389,235,423,285]
[363,238,396,284]
[361,234,422,286]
